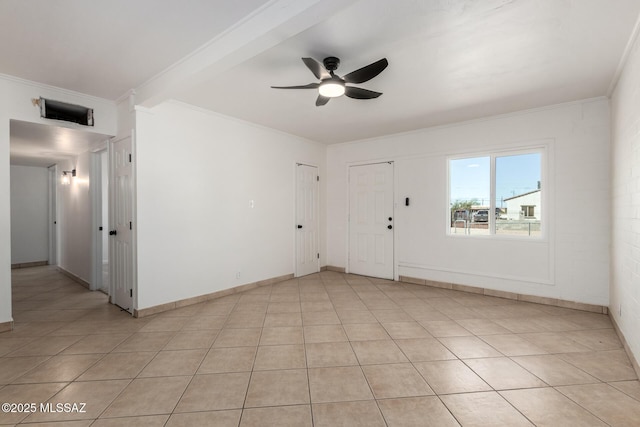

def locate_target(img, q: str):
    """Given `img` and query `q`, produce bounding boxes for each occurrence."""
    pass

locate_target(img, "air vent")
[39,97,94,126]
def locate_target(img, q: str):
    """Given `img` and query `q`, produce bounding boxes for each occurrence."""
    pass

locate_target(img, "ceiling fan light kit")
[272,56,388,106]
[318,78,345,97]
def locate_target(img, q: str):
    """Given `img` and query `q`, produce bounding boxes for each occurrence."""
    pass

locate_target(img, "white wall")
[0,93,10,326]
[57,154,93,283]
[10,165,49,264]
[0,74,117,326]
[134,101,326,310]
[610,29,640,367]
[327,98,610,306]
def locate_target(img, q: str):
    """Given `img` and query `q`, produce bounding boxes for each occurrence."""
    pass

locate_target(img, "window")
[521,205,535,218]
[449,150,542,237]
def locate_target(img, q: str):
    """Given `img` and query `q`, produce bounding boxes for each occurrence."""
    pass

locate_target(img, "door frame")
[47,164,58,266]
[294,162,320,277]
[89,144,109,292]
[346,160,396,280]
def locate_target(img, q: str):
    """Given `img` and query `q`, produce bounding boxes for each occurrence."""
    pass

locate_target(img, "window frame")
[447,146,546,240]
[521,205,535,218]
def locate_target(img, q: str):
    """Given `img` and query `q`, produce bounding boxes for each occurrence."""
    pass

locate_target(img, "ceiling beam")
[134,0,359,107]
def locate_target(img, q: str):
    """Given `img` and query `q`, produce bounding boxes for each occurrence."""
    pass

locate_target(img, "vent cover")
[39,97,94,126]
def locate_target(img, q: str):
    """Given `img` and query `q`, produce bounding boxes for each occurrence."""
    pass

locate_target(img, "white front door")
[296,164,319,277]
[348,162,394,279]
[110,136,134,312]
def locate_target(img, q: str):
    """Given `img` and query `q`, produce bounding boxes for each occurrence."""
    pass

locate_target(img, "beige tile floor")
[1,266,640,426]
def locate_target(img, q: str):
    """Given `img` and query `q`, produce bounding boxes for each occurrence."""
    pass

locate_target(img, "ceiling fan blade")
[344,86,382,99]
[342,58,388,84]
[271,83,320,89]
[302,57,331,80]
[316,95,330,106]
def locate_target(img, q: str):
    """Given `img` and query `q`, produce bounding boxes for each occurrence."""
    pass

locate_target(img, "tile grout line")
[4,267,640,425]
[238,278,273,422]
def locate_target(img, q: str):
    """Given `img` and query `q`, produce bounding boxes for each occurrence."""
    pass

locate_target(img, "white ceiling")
[10,120,110,168]
[175,0,640,143]
[0,0,271,99]
[3,0,271,166]
[3,0,640,161]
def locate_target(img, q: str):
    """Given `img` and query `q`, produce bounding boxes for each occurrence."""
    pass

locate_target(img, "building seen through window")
[450,152,542,237]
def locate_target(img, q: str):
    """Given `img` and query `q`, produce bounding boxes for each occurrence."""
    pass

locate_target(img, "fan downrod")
[323,57,340,72]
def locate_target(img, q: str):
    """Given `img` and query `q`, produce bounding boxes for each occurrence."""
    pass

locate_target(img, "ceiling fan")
[271,56,388,106]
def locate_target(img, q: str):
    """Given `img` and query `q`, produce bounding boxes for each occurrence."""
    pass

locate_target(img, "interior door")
[348,162,394,279]
[110,136,134,312]
[296,164,319,276]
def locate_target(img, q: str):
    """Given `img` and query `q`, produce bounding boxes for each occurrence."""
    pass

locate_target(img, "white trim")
[0,73,117,105]
[608,12,640,96]
[115,89,136,106]
[331,97,608,148]
[89,151,101,291]
[89,139,109,153]
[163,100,322,146]
[130,129,138,312]
[446,143,549,242]
[90,148,109,293]
[397,261,555,287]
[134,0,359,107]
[393,162,399,281]
[47,165,58,266]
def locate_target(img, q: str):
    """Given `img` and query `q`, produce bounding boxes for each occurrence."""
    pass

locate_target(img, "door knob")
[387,225,393,229]
[297,225,303,229]
[109,230,117,236]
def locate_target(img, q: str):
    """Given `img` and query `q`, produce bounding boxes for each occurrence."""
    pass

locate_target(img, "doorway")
[295,163,320,277]
[47,164,58,266]
[100,150,109,293]
[9,119,113,296]
[348,162,395,279]
[91,149,110,293]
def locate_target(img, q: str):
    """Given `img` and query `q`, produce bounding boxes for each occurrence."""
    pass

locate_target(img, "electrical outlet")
[236,272,241,279]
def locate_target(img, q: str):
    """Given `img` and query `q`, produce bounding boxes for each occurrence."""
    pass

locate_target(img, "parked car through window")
[472,210,488,222]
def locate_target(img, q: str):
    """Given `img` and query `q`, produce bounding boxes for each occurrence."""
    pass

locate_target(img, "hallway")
[1,266,639,426]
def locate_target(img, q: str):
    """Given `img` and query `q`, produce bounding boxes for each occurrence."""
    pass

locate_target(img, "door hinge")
[317,176,320,181]
[129,289,132,298]
[129,221,132,230]
[128,153,132,162]
[317,253,320,259]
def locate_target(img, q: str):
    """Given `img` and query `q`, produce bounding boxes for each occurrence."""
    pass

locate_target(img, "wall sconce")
[61,169,76,185]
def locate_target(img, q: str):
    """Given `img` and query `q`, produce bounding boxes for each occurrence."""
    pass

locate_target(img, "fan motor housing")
[323,57,340,72]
